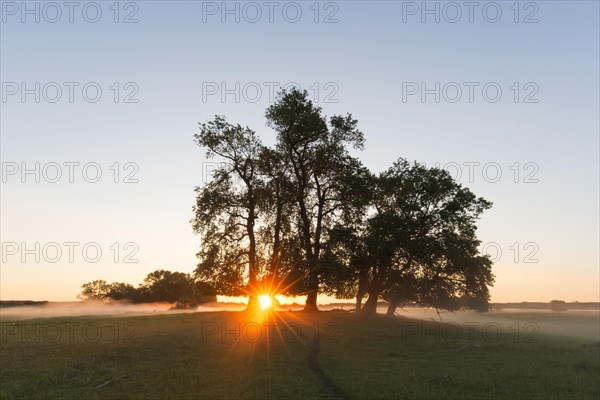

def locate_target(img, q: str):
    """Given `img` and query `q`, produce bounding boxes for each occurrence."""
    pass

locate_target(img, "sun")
[258,294,272,310]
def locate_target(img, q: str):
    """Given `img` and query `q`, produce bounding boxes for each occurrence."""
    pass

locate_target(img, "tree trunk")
[356,272,367,312]
[355,292,363,312]
[362,292,379,315]
[304,290,318,311]
[246,186,259,311]
[304,266,320,311]
[269,194,283,276]
[386,298,399,317]
[246,294,259,311]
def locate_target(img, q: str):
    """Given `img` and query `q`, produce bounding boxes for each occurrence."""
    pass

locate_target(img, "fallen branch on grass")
[94,372,141,389]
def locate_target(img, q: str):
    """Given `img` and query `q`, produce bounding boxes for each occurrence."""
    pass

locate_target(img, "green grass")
[1,310,599,399]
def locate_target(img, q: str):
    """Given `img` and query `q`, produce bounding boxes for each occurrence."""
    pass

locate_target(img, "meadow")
[1,309,599,399]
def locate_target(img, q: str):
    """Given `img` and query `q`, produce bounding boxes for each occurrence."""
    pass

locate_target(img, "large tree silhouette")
[192,89,494,313]
[266,89,365,310]
[323,159,493,315]
[192,116,264,308]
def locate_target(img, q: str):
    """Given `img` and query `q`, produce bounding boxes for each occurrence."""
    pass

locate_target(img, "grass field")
[1,309,599,399]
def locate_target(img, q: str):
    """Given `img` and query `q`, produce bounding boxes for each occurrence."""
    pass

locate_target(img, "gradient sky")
[1,0,598,303]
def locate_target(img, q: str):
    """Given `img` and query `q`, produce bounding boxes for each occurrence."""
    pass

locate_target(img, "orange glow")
[258,294,272,310]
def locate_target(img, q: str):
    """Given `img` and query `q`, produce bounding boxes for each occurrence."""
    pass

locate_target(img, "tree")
[266,88,365,310]
[192,116,264,308]
[324,159,494,315]
[192,281,218,305]
[379,161,494,315]
[550,300,568,312]
[77,280,110,300]
[79,271,216,306]
[191,92,494,314]
[106,282,139,302]
[254,146,298,295]
[141,270,194,304]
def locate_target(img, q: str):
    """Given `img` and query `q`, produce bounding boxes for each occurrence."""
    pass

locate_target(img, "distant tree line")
[0,300,49,308]
[549,300,568,312]
[192,89,494,314]
[78,270,217,308]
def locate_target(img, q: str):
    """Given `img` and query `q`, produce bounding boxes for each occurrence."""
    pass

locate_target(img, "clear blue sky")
[1,1,598,302]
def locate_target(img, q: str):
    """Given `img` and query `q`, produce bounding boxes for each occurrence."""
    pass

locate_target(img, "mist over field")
[3,301,598,342]
[396,307,600,341]
[0,301,186,320]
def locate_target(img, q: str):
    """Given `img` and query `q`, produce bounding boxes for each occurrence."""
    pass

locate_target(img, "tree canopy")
[192,88,494,314]
[78,270,217,308]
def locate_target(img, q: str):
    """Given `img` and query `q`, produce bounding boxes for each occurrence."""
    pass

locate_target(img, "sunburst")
[258,294,272,310]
